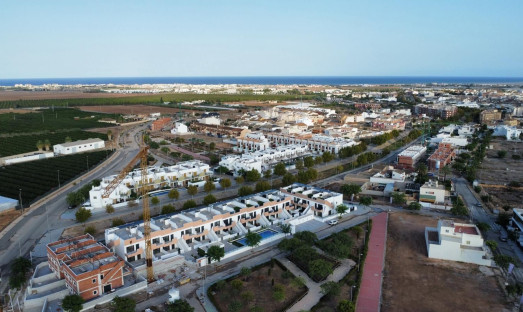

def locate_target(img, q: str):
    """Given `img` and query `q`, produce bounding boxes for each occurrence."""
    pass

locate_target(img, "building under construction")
[427,143,455,171]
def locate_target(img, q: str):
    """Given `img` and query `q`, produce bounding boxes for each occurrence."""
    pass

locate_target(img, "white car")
[328,220,338,226]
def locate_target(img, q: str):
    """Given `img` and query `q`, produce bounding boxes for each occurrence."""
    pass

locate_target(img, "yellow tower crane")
[102,141,154,282]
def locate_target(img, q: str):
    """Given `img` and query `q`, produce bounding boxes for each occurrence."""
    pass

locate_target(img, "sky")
[1,0,522,78]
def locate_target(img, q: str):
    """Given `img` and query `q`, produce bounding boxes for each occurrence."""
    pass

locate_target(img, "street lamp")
[86,156,89,171]
[57,170,61,188]
[350,285,356,301]
[19,188,23,214]
[358,251,363,272]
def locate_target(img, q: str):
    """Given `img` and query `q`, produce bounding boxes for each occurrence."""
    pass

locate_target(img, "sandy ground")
[477,139,523,208]
[0,209,21,233]
[382,212,510,312]
[0,108,36,115]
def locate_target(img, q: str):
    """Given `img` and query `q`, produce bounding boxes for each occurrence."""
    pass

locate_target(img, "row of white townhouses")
[104,183,344,263]
[266,132,359,154]
[219,144,309,176]
[89,160,211,209]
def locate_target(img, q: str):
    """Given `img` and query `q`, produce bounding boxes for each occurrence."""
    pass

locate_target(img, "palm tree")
[44,139,51,151]
[440,165,451,181]
[107,130,113,140]
[65,136,72,143]
[36,140,44,151]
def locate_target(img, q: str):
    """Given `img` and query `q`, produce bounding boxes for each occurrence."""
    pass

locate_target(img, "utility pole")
[86,156,89,171]
[19,189,23,214]
[57,170,61,188]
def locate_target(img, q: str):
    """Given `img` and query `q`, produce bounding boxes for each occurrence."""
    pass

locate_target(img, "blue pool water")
[235,229,279,246]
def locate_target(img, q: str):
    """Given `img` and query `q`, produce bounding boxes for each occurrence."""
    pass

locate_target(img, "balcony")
[213,222,236,232]
[240,215,260,223]
[263,210,280,217]
[182,230,209,241]
[125,247,144,258]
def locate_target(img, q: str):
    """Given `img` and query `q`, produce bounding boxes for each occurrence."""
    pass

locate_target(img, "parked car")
[68,204,77,210]
[476,203,482,207]
[500,232,508,242]
[328,220,338,226]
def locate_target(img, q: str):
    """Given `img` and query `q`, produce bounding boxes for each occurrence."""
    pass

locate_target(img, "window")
[466,241,470,245]
[93,290,97,295]
[101,274,104,280]
[92,278,96,283]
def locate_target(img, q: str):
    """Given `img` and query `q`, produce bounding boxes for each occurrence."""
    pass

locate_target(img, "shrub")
[75,207,92,223]
[105,204,115,214]
[84,225,96,235]
[161,204,176,214]
[203,194,217,205]
[183,200,197,209]
[112,218,125,227]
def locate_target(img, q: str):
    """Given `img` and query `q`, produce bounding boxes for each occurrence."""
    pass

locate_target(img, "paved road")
[0,124,148,292]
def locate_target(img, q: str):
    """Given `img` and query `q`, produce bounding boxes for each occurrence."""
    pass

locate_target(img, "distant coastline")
[1,76,522,87]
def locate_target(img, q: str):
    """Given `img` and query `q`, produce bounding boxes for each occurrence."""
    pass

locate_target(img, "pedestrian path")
[356,212,388,312]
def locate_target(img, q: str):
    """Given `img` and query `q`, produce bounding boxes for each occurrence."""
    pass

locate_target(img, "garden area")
[208,259,307,312]
[311,223,371,312]
[0,130,107,157]
[0,108,117,135]
[0,150,112,205]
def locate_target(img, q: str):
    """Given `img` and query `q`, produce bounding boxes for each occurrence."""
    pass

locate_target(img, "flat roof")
[56,138,104,148]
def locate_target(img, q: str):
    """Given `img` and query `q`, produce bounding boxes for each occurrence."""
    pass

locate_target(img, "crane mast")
[140,146,154,282]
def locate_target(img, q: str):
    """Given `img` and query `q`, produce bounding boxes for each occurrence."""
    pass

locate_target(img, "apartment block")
[47,234,128,300]
[235,131,270,152]
[427,143,455,171]
[396,145,427,169]
[414,104,457,119]
[266,132,358,154]
[219,144,309,176]
[89,160,210,208]
[479,110,502,125]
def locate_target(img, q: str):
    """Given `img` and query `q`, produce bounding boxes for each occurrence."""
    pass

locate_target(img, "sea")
[0,76,522,86]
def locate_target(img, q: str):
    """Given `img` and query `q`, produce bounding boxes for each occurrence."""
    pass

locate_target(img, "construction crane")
[101,139,154,282]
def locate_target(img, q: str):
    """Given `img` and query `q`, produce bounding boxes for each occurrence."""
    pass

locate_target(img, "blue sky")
[1,0,522,78]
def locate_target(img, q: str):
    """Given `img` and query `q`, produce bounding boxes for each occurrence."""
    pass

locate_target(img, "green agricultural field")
[0,150,111,205]
[0,108,116,135]
[0,130,108,157]
[0,93,317,108]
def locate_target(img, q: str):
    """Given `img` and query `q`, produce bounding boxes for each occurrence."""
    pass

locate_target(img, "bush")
[9,257,31,289]
[473,186,481,193]
[84,225,96,235]
[106,204,115,214]
[112,218,125,227]
[238,186,253,196]
[494,254,515,269]
[203,194,217,205]
[75,207,92,223]
[255,181,271,192]
[161,204,176,214]
[406,202,422,210]
[183,200,197,209]
[150,196,160,205]
[111,296,136,312]
[62,294,84,312]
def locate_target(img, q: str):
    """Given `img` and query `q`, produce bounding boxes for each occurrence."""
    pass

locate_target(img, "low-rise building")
[480,109,502,125]
[492,125,522,141]
[425,220,492,266]
[419,180,450,209]
[53,138,105,155]
[397,145,427,169]
[235,131,270,152]
[170,122,189,134]
[427,143,455,171]
[0,151,54,166]
[266,132,358,154]
[280,183,344,218]
[414,104,457,119]
[151,117,171,131]
[370,166,406,184]
[89,160,211,208]
[197,116,221,125]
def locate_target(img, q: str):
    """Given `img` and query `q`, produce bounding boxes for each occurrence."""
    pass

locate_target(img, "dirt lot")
[0,91,139,101]
[0,108,35,114]
[0,209,21,233]
[382,212,510,312]
[477,139,523,207]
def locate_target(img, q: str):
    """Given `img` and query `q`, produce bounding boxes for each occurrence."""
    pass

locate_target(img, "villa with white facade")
[425,220,492,266]
[89,160,211,208]
[234,131,270,153]
[53,138,105,155]
[266,132,358,154]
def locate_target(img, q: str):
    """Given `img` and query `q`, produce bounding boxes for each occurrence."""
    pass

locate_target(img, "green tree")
[336,204,348,217]
[392,192,406,205]
[168,189,180,200]
[236,176,245,184]
[220,178,232,189]
[282,173,296,186]
[322,151,335,162]
[337,300,355,312]
[111,296,136,312]
[75,207,92,223]
[415,163,429,184]
[314,156,323,165]
[245,169,261,182]
[161,204,176,214]
[65,136,72,143]
[36,140,44,151]
[204,180,216,193]
[203,194,217,205]
[494,254,515,270]
[62,294,84,312]
[279,223,292,236]
[151,196,160,205]
[486,240,498,250]
[240,267,252,281]
[273,162,287,176]
[238,186,254,196]
[360,196,372,208]
[450,197,468,216]
[255,181,271,192]
[209,142,216,150]
[476,222,491,233]
[207,245,225,263]
[496,213,512,227]
[304,156,315,168]
[295,159,304,170]
[264,169,272,180]
[309,259,333,281]
[166,299,194,312]
[245,231,262,249]
[105,204,115,214]
[294,231,318,245]
[340,184,361,199]
[112,218,125,227]
[187,185,198,197]
[44,139,51,151]
[407,202,422,210]
[8,257,31,289]
[183,200,197,209]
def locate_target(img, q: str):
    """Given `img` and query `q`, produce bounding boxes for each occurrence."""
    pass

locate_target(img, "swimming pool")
[235,229,279,246]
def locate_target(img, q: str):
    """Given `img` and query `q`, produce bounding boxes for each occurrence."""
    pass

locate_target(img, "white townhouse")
[89,160,211,208]
[234,131,270,153]
[53,138,105,155]
[425,220,492,266]
[266,133,358,154]
[280,183,344,218]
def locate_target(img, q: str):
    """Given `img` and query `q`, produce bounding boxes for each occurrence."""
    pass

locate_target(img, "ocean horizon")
[1,76,523,86]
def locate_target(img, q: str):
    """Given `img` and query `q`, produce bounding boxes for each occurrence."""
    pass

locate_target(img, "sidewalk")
[356,212,388,312]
